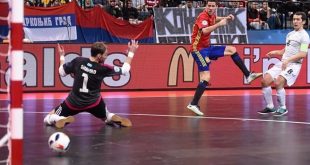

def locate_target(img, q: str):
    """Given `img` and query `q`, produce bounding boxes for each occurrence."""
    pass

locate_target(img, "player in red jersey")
[43,40,138,128]
[187,0,262,116]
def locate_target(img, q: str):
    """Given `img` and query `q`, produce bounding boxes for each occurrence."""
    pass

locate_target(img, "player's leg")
[258,73,276,114]
[273,63,302,116]
[223,45,262,83]
[43,102,76,128]
[187,50,211,116]
[88,99,132,127]
[273,76,288,116]
[105,109,132,127]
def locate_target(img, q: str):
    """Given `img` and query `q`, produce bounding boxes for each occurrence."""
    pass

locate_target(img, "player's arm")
[283,42,308,63]
[281,42,308,70]
[201,18,228,34]
[216,14,234,22]
[285,51,307,63]
[266,48,285,58]
[113,40,139,75]
[57,44,74,77]
[281,50,307,70]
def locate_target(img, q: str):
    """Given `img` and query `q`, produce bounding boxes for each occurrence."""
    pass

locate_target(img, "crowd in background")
[23,0,310,29]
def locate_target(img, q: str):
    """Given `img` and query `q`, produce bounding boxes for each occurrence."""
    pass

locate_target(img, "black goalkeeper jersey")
[63,57,118,109]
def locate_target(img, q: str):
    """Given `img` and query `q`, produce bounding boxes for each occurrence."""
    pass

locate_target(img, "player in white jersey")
[258,12,310,116]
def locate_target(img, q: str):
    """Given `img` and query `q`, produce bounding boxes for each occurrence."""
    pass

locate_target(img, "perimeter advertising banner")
[0,44,309,92]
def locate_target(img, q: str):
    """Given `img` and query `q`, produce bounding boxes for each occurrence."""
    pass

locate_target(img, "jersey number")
[79,73,89,93]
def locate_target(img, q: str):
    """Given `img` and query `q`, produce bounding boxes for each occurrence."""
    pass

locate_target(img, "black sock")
[231,52,250,77]
[191,80,208,105]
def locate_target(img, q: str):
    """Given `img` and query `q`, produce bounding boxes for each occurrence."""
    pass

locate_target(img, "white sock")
[262,86,274,109]
[43,114,65,125]
[276,88,286,109]
[106,110,115,122]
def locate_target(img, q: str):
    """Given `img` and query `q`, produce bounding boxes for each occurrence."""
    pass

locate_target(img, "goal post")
[10,0,24,164]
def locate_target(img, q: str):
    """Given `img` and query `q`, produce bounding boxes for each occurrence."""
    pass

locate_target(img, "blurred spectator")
[52,0,62,6]
[24,0,35,6]
[308,11,310,29]
[247,2,269,30]
[93,0,107,7]
[105,0,123,19]
[228,0,240,8]
[137,4,151,21]
[132,0,145,8]
[259,1,281,29]
[123,0,139,23]
[179,1,185,8]
[185,0,193,8]
[163,0,180,7]
[84,0,94,9]
[179,0,193,8]
[60,0,69,5]
[145,0,159,8]
[41,0,52,7]
[258,2,270,20]
[78,0,94,9]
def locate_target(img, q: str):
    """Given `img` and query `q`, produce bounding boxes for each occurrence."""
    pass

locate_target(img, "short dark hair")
[91,42,107,57]
[206,0,218,5]
[294,12,307,21]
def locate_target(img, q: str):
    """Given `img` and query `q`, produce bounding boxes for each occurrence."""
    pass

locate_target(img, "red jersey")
[190,11,216,51]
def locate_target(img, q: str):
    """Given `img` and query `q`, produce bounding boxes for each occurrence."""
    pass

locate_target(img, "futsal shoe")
[55,116,75,129]
[187,104,204,116]
[273,107,288,116]
[246,72,263,84]
[257,107,276,115]
[105,115,132,127]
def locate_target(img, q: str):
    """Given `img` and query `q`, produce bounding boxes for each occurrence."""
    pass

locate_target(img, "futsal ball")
[48,132,70,152]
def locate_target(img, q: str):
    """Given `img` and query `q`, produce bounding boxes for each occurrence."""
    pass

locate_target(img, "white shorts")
[265,62,302,86]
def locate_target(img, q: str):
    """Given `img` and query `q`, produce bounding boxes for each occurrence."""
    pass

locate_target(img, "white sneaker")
[187,104,204,116]
[246,72,263,84]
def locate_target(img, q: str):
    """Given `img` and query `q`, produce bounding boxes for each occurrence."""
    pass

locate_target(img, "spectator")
[41,0,52,7]
[163,0,180,7]
[259,1,280,29]
[105,0,123,19]
[145,0,159,8]
[122,0,139,23]
[60,0,69,5]
[247,2,269,30]
[24,0,34,6]
[179,0,192,8]
[137,4,151,21]
[228,0,240,8]
[84,0,94,9]
[145,0,159,15]
[51,0,61,6]
[93,0,107,7]
[185,0,193,8]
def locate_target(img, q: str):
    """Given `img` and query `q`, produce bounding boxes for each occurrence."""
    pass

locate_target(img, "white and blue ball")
[48,132,70,152]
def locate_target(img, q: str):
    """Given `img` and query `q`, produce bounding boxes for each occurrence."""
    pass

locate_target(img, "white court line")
[1,111,310,125]
[117,113,310,125]
[0,95,250,101]
[0,92,307,101]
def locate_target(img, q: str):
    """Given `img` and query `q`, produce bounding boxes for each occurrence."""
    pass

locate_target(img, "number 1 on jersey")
[80,73,89,93]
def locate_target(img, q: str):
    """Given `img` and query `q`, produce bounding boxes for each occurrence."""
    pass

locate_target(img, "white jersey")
[282,29,310,63]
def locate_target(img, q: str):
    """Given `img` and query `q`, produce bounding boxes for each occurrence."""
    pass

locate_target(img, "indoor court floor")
[1,89,310,165]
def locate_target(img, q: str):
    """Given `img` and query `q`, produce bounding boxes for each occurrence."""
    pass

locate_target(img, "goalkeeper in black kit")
[44,40,139,128]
